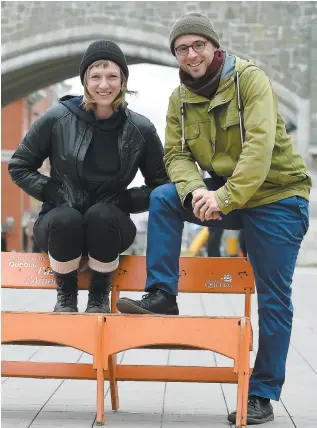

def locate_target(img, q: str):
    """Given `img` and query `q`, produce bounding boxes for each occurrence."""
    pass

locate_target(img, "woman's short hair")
[82,60,136,112]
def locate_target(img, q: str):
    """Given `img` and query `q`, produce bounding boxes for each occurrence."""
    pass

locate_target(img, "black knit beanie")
[79,40,129,84]
[169,12,220,55]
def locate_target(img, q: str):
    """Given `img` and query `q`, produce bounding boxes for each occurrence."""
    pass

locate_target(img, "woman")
[9,40,168,314]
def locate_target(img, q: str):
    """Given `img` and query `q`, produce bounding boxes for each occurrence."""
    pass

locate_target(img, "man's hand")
[192,189,222,222]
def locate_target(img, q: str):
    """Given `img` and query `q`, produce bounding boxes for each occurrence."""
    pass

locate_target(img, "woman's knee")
[34,208,84,259]
[85,203,136,259]
[49,207,84,231]
[85,203,119,227]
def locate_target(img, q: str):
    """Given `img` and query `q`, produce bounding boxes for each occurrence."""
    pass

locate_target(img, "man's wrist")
[215,187,232,214]
[192,187,206,195]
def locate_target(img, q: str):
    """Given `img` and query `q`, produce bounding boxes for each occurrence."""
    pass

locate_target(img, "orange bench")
[1,252,255,427]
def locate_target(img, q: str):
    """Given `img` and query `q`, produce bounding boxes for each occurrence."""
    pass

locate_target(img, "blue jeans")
[145,180,309,400]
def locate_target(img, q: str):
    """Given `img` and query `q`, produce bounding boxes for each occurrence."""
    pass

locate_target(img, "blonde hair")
[82,60,136,111]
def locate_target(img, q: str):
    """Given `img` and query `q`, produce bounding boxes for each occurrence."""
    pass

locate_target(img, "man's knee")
[150,183,179,206]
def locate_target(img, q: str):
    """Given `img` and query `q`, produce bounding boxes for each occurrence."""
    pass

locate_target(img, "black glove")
[113,190,134,214]
[41,180,61,204]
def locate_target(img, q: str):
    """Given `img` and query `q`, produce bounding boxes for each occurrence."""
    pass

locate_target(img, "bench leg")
[236,368,249,427]
[108,354,119,410]
[96,367,105,425]
[235,322,250,427]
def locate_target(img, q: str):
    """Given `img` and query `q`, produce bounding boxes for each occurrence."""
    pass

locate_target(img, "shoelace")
[139,292,159,309]
[60,293,75,307]
[142,293,155,300]
[248,397,260,411]
[88,292,107,308]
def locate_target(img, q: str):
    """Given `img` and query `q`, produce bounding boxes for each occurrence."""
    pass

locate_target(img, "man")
[117,12,311,425]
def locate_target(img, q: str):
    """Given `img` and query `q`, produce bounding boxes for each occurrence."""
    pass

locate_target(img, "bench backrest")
[2,252,255,315]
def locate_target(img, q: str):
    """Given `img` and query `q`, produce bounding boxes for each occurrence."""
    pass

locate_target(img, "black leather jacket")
[9,99,168,216]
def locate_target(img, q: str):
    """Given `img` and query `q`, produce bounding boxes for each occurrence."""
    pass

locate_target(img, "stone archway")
[2,1,316,160]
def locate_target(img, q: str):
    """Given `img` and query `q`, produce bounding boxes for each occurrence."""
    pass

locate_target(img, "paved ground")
[2,267,317,428]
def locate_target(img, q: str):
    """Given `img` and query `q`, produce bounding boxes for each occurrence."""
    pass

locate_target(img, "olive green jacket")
[164,54,311,214]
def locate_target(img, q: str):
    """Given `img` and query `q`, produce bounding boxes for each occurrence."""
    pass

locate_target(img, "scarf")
[179,49,225,99]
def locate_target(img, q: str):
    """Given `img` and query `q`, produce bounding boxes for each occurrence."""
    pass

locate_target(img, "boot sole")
[117,299,179,315]
[228,413,274,424]
[85,308,110,314]
[116,299,154,315]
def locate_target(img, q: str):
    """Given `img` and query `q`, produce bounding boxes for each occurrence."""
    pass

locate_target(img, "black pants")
[33,204,136,262]
[239,230,247,256]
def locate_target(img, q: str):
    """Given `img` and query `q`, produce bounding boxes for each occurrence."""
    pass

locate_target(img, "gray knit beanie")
[169,12,220,55]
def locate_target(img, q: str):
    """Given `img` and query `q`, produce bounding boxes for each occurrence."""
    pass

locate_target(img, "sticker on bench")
[2,253,90,289]
[24,266,54,285]
[205,273,233,289]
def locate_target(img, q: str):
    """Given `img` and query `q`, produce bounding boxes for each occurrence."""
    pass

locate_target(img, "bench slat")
[2,361,246,383]
[117,255,255,293]
[2,252,90,289]
[2,252,255,294]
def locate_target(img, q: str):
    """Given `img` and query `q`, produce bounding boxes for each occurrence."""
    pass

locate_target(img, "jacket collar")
[180,54,256,105]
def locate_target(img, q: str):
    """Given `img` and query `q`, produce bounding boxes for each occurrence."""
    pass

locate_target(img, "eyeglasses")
[174,40,208,56]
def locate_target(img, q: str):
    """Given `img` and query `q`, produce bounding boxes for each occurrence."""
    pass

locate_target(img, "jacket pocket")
[60,178,90,214]
[185,123,200,140]
[266,170,309,185]
[219,108,240,130]
[295,196,309,237]
[184,121,214,170]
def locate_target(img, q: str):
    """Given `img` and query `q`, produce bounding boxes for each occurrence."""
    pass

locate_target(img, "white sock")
[88,254,119,273]
[49,253,81,274]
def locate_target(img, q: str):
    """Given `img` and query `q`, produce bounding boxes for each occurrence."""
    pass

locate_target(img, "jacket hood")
[220,53,257,81]
[59,95,127,131]
[221,53,236,80]
[59,95,95,123]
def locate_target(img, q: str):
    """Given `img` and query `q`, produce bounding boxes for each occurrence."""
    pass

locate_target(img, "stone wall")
[2,2,316,148]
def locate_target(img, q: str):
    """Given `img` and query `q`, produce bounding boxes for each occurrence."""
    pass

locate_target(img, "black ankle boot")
[53,270,78,313]
[227,395,274,425]
[116,289,179,315]
[85,271,112,313]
